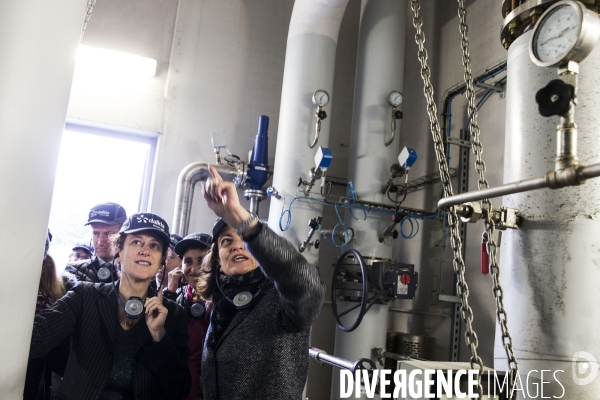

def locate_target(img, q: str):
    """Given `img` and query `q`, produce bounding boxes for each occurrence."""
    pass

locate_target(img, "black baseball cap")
[85,202,127,226]
[212,218,228,240]
[174,232,212,258]
[119,212,170,248]
[72,243,93,254]
[169,233,183,250]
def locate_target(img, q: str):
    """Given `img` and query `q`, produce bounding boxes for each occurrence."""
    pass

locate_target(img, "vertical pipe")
[500,31,600,398]
[331,1,406,399]
[0,1,87,398]
[267,0,350,265]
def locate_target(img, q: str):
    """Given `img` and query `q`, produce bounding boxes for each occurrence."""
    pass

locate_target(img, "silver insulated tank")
[499,30,600,398]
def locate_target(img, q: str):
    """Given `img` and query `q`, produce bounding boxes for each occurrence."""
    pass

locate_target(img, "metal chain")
[457,1,520,395]
[81,0,98,38]
[410,1,484,397]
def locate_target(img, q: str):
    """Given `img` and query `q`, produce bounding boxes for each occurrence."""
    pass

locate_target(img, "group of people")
[27,166,326,400]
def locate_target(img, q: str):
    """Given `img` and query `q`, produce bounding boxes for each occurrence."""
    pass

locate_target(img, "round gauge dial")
[312,90,330,107]
[530,1,600,67]
[534,4,580,63]
[387,91,403,107]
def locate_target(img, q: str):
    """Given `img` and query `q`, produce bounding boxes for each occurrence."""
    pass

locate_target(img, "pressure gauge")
[312,90,330,107]
[530,0,600,68]
[387,91,403,107]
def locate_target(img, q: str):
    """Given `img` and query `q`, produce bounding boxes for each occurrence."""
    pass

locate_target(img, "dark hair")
[111,231,168,261]
[40,255,65,303]
[197,243,219,302]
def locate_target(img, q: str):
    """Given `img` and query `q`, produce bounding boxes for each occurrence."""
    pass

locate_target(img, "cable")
[224,154,241,167]
[387,184,408,205]
[319,203,351,248]
[399,217,419,239]
[279,196,300,231]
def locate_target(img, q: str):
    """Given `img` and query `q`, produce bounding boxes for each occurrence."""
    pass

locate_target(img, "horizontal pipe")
[437,161,600,209]
[437,175,547,209]
[580,162,600,180]
[172,162,246,236]
[309,348,355,371]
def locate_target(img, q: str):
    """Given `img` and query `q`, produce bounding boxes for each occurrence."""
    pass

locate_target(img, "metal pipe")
[556,104,579,170]
[438,161,600,209]
[248,197,259,215]
[309,348,356,371]
[437,174,548,209]
[172,162,246,236]
[580,162,600,179]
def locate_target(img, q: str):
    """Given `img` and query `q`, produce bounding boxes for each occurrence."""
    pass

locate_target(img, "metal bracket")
[439,294,462,303]
[490,207,522,230]
[475,82,505,93]
[446,136,472,148]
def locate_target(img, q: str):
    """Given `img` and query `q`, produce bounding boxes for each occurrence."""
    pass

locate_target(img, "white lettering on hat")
[136,215,165,230]
[90,210,111,218]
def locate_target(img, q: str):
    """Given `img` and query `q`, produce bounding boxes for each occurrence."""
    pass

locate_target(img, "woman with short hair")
[199,166,325,400]
[29,213,191,400]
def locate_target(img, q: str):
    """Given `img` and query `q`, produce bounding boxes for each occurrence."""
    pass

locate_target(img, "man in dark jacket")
[65,202,126,283]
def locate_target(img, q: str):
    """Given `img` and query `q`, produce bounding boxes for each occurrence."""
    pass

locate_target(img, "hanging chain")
[81,0,98,39]
[457,0,520,395]
[410,1,484,398]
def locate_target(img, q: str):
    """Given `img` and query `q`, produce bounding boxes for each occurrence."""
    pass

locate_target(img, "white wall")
[67,0,178,132]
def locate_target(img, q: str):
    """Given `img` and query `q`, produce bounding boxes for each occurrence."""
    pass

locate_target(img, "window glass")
[48,129,152,266]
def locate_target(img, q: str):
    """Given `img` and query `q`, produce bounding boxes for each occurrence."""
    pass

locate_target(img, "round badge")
[233,291,253,308]
[124,298,144,319]
[97,267,111,281]
[190,302,205,318]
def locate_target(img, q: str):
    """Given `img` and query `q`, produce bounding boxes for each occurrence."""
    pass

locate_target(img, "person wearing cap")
[150,233,184,294]
[166,232,212,400]
[198,166,325,400]
[29,213,192,400]
[65,202,127,283]
[68,242,93,263]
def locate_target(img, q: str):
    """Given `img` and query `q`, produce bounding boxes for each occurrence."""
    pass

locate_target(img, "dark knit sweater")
[201,223,325,400]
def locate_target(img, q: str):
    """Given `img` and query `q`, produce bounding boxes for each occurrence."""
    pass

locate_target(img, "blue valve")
[247,115,270,190]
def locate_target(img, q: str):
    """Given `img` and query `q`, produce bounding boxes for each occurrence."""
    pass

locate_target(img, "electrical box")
[315,146,333,170]
[398,147,417,169]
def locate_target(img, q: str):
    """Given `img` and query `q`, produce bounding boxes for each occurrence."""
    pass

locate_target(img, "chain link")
[410,1,484,397]
[81,0,98,38]
[456,1,520,396]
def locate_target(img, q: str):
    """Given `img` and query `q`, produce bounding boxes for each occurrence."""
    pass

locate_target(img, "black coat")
[64,255,119,283]
[30,282,191,400]
[201,224,325,400]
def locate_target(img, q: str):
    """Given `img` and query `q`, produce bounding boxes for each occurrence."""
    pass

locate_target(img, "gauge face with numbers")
[533,3,580,63]
[530,1,600,67]
[312,90,329,107]
[387,91,403,107]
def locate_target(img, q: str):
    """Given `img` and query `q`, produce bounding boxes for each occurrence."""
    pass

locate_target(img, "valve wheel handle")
[535,79,574,117]
[331,249,372,332]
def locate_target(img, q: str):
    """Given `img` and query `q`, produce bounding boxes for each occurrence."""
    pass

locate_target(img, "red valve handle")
[481,242,489,275]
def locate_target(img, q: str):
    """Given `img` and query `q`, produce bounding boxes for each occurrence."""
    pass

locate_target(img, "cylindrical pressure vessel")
[331,1,406,399]
[499,30,600,398]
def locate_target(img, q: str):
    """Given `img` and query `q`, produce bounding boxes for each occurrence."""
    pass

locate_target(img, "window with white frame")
[48,121,158,266]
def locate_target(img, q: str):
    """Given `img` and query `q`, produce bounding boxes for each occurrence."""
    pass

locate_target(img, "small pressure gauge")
[312,90,330,107]
[530,0,600,68]
[387,91,403,107]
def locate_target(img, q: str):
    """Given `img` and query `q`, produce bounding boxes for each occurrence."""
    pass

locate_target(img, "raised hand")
[145,290,168,342]
[202,165,250,229]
